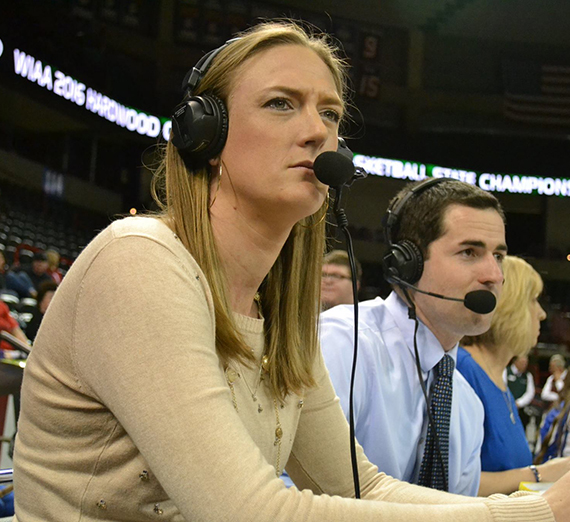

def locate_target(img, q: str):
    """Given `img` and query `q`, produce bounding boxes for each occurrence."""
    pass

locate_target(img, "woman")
[459,256,570,495]
[12,21,569,521]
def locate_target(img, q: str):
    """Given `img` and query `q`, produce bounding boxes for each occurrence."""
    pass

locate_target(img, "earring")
[209,162,223,209]
[299,192,329,229]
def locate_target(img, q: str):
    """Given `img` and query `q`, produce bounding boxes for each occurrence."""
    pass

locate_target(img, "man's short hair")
[323,250,362,282]
[389,179,505,259]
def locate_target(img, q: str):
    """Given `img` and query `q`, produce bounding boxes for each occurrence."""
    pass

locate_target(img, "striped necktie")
[418,354,454,491]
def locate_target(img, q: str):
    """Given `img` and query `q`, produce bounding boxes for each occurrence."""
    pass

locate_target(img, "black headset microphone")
[314,150,366,499]
[385,273,497,315]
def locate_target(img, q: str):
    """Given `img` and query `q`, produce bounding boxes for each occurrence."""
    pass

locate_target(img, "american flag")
[503,61,570,127]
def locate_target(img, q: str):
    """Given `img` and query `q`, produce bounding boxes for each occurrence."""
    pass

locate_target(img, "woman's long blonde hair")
[462,256,543,356]
[151,21,350,399]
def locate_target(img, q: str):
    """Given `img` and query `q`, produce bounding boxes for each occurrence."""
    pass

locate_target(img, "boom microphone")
[390,276,496,314]
[463,290,497,314]
[313,151,355,187]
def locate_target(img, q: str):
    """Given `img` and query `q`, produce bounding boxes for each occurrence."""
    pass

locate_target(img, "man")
[320,178,506,496]
[321,250,362,311]
[506,355,535,428]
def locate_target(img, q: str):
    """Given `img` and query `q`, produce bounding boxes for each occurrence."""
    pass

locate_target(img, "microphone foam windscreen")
[464,290,496,314]
[313,151,355,187]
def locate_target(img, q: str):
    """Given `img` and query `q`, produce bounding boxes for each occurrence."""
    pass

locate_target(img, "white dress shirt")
[541,369,568,402]
[320,292,484,496]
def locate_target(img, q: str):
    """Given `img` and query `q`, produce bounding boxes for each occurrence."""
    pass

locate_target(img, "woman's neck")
[465,343,513,391]
[210,205,293,318]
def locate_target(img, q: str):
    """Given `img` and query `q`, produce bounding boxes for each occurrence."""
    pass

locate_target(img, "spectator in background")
[0,299,30,423]
[4,263,36,299]
[23,251,53,294]
[320,250,361,311]
[45,249,63,285]
[541,354,568,403]
[0,300,29,353]
[24,280,58,342]
[536,374,570,462]
[459,256,570,495]
[506,355,535,428]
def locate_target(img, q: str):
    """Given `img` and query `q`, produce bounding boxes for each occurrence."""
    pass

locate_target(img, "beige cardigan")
[13,217,553,521]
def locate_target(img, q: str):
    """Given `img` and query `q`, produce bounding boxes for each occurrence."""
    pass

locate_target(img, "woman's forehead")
[228,44,340,98]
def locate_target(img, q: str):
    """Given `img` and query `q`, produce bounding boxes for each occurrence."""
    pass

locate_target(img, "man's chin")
[464,316,493,337]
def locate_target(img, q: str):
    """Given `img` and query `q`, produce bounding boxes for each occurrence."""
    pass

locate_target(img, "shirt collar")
[385,291,458,374]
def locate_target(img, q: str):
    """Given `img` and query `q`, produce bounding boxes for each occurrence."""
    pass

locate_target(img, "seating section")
[0,178,109,270]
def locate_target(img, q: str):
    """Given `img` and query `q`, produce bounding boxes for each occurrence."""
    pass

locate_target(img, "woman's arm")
[478,457,570,496]
[541,376,559,402]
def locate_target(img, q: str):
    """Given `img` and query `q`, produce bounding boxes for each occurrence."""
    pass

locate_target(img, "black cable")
[400,286,448,493]
[331,187,361,499]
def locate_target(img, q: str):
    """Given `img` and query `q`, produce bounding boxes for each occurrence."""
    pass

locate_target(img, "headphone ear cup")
[171,94,229,164]
[382,240,424,285]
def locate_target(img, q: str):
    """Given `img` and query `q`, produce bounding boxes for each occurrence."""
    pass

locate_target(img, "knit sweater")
[13,217,553,521]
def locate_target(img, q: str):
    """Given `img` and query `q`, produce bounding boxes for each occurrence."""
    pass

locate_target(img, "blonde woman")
[13,22,570,522]
[459,256,570,495]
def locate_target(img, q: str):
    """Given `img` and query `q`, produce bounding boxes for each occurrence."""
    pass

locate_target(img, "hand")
[538,457,570,483]
[543,469,570,521]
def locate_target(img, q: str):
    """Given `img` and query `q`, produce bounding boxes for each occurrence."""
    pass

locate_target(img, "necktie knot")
[437,354,455,379]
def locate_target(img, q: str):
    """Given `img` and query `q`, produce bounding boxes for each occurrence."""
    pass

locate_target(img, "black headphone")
[171,38,352,166]
[382,177,452,285]
[171,38,240,164]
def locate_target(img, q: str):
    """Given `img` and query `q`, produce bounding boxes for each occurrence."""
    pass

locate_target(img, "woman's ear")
[209,157,219,167]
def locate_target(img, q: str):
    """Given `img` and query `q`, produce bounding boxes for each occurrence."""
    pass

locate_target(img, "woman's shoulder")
[85,216,190,263]
[109,215,173,241]
[456,346,476,373]
[456,347,486,391]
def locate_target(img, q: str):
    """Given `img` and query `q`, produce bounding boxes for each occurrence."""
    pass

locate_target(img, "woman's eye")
[322,109,341,123]
[264,98,292,111]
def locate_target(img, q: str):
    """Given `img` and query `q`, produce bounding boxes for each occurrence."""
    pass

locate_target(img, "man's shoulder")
[320,297,388,328]
[319,297,403,366]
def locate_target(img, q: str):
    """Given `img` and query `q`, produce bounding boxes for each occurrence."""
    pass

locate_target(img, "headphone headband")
[383,177,450,247]
[181,37,242,97]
